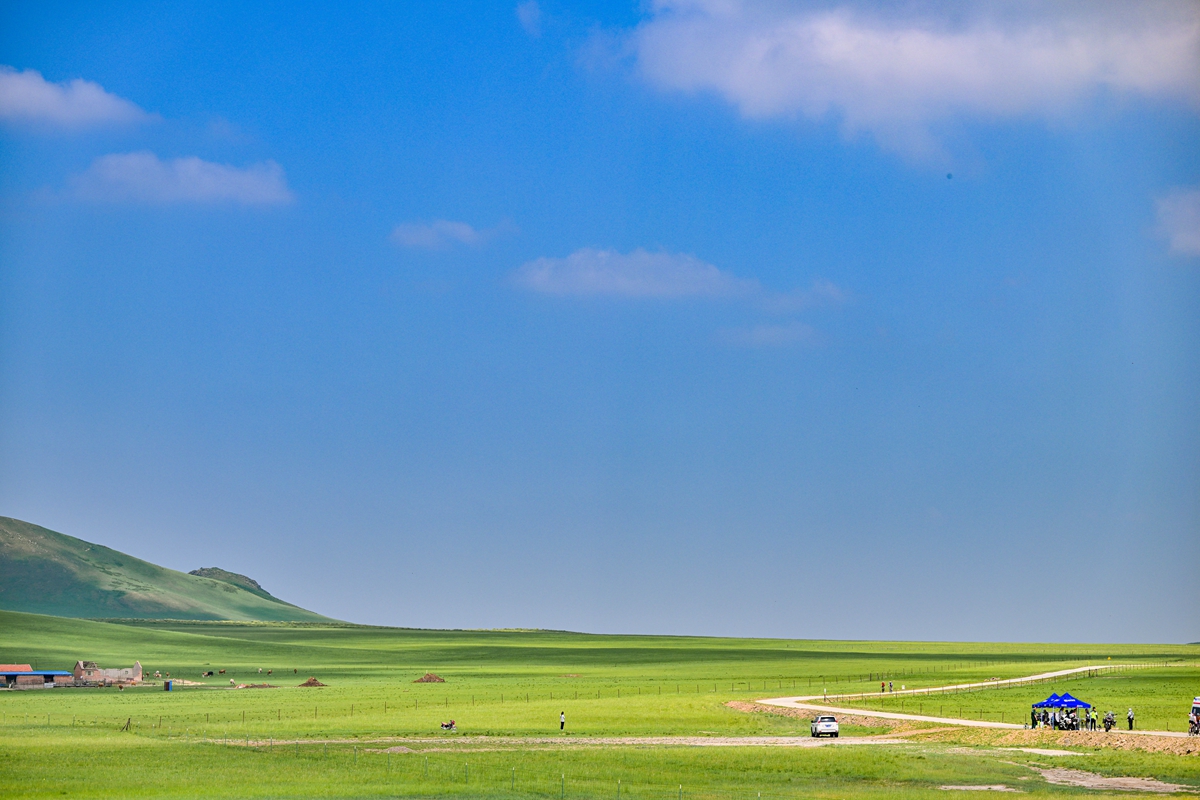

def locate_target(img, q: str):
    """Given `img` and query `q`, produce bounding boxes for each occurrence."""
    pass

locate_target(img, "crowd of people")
[1030,707,1130,731]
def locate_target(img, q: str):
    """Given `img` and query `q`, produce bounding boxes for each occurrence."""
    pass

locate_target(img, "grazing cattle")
[267,669,272,675]
[218,669,225,674]
[203,671,214,677]
[258,668,262,673]
[229,678,235,685]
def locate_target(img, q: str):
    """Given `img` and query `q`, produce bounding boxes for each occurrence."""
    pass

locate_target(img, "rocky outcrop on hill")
[188,567,274,599]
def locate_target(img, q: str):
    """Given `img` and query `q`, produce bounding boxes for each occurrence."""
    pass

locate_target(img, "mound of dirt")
[915,727,1200,757]
[414,673,445,683]
[298,677,326,687]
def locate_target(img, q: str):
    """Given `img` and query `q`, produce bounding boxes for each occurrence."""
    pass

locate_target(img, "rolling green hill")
[0,516,330,621]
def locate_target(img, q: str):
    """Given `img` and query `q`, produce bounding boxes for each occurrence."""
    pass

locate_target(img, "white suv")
[811,715,839,738]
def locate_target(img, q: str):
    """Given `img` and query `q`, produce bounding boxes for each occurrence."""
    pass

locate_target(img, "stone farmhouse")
[73,660,143,686]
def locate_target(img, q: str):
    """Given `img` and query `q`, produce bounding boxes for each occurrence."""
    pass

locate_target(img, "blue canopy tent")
[1058,693,1091,709]
[1032,693,1062,707]
[1031,692,1091,708]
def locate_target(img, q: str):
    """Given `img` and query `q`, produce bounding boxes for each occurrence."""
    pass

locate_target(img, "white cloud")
[628,1,1200,156]
[718,320,816,347]
[762,278,846,312]
[0,66,152,127]
[70,152,293,205]
[516,1,543,38]
[1156,186,1200,256]
[514,247,758,297]
[391,219,489,249]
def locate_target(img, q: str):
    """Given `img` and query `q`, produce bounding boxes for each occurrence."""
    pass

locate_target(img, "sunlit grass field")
[2,610,1198,798]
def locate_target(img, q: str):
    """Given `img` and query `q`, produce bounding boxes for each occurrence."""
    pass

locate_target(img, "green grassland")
[0,727,1123,800]
[3,610,1199,797]
[0,517,328,621]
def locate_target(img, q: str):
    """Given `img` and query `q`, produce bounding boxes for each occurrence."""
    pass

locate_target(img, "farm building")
[73,660,143,685]
[1,664,73,688]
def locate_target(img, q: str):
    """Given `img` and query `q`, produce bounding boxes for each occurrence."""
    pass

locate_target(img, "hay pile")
[414,673,445,683]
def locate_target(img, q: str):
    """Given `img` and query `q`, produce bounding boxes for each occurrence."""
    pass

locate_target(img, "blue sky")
[1,1,1197,642]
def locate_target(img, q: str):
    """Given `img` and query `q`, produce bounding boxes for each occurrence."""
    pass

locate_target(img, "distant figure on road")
[1128,708,1135,730]
[881,682,885,693]
[1031,708,1038,728]
[560,711,565,731]
[888,681,893,693]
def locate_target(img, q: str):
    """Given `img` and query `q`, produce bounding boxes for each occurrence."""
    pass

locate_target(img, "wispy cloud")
[626,1,1200,157]
[1156,186,1200,256]
[70,151,293,205]
[516,1,542,38]
[390,219,513,249]
[514,247,758,298]
[718,321,816,347]
[0,66,153,128]
[513,247,850,316]
[761,278,847,313]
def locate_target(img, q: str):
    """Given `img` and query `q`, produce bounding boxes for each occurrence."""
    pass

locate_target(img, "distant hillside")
[0,517,330,622]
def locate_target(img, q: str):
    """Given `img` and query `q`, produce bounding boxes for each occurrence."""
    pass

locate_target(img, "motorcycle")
[440,720,456,731]
[1103,713,1114,733]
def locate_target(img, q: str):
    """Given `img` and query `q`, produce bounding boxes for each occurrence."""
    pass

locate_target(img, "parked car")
[811,715,839,737]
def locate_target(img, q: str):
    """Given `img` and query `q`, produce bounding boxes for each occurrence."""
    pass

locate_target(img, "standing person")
[560,711,565,731]
[1128,708,1135,731]
[881,681,885,693]
[888,681,893,693]
[1031,707,1038,729]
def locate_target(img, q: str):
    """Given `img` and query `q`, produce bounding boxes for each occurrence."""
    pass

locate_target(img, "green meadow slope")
[0,517,329,622]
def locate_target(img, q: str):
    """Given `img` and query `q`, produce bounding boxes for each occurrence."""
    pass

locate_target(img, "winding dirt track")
[756,664,1189,737]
